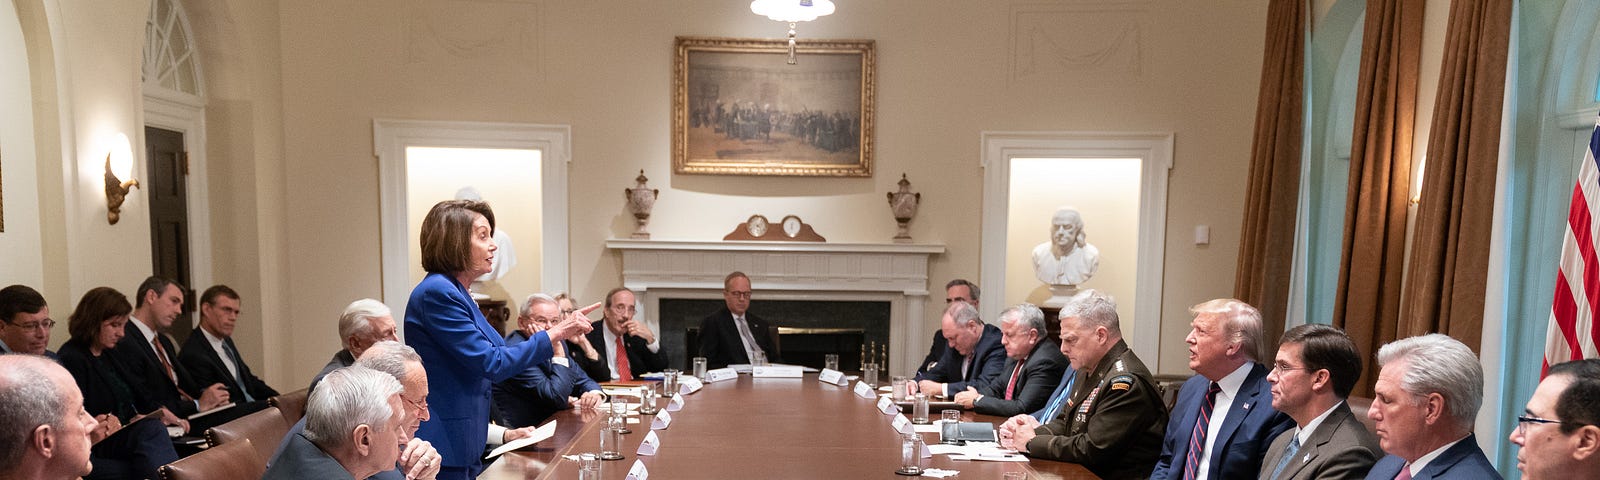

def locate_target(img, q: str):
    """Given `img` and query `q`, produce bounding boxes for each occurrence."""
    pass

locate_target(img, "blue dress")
[405,272,553,478]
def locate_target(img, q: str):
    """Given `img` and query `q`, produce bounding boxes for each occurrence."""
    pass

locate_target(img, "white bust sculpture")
[1031,206,1099,287]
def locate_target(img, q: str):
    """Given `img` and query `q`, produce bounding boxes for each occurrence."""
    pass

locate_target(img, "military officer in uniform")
[999,290,1167,480]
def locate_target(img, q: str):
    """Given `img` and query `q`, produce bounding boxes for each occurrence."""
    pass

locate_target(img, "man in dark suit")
[1151,298,1291,480]
[915,301,1006,398]
[1259,324,1381,480]
[699,272,780,369]
[953,303,1068,417]
[915,279,980,377]
[310,298,400,394]
[1363,334,1500,480]
[178,285,277,414]
[496,294,605,427]
[0,284,59,359]
[265,366,410,480]
[1510,359,1600,480]
[111,277,232,434]
[574,287,666,381]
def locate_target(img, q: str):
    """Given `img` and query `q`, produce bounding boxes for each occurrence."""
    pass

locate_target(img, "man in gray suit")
[1259,324,1381,480]
[264,366,410,480]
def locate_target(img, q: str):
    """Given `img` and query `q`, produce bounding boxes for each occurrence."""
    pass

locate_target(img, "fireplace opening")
[657,298,891,371]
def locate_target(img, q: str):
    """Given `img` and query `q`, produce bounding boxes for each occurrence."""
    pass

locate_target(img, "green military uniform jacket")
[1024,339,1167,480]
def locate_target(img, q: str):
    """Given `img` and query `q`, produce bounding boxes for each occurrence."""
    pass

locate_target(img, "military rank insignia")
[1108,375,1134,392]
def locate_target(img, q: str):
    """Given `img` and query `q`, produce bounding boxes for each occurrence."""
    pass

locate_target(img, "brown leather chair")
[159,437,265,480]
[205,406,288,465]
[269,388,309,426]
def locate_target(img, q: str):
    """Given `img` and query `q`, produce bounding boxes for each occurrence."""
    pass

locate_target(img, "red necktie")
[1004,361,1024,399]
[615,335,632,381]
[152,337,177,384]
[1395,465,1412,480]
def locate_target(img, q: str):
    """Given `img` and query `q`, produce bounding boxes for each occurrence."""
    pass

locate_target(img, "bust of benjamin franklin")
[1031,207,1100,286]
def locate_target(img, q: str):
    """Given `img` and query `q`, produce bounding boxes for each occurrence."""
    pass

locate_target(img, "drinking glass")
[891,376,909,401]
[638,382,658,414]
[752,351,768,366]
[608,399,632,434]
[692,357,708,379]
[662,369,680,400]
[1002,472,1026,480]
[599,427,624,460]
[897,432,923,475]
[824,354,840,371]
[941,409,961,425]
[912,393,930,424]
[578,453,601,479]
[863,363,879,388]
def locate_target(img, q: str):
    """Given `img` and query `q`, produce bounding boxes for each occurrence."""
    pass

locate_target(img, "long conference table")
[479,373,1099,479]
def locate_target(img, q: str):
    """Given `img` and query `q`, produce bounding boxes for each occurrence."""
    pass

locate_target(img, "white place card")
[665,393,685,412]
[923,442,933,459]
[704,368,738,383]
[854,381,876,398]
[651,409,672,429]
[626,459,649,480]
[679,376,703,394]
[817,368,847,385]
[752,365,804,378]
[891,413,914,434]
[877,395,899,415]
[636,430,660,456]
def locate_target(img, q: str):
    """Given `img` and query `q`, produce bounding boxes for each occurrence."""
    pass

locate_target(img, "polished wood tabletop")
[479,374,1099,479]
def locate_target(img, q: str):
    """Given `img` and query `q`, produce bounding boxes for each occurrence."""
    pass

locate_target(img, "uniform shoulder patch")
[1108,374,1134,391]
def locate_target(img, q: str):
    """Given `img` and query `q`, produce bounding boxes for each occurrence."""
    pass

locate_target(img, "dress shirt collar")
[129,316,158,344]
[1214,361,1254,399]
[200,327,227,349]
[1293,400,1345,445]
[1408,435,1468,476]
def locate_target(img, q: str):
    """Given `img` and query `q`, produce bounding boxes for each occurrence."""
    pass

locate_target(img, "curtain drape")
[1332,0,1425,397]
[1234,0,1307,358]
[1397,0,1512,352]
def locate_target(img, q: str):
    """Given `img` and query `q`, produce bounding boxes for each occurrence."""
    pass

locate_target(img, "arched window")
[143,0,202,97]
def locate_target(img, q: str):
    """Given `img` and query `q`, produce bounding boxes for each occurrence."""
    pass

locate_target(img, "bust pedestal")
[1042,284,1080,309]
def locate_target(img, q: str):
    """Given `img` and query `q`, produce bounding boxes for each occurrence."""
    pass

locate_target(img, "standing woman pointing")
[405,199,591,478]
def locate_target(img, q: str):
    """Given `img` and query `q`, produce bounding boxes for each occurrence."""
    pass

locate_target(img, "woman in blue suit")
[405,199,591,479]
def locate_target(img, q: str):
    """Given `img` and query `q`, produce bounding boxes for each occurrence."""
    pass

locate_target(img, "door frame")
[142,87,213,295]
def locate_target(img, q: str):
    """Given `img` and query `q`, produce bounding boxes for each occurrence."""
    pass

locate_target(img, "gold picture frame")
[672,36,875,177]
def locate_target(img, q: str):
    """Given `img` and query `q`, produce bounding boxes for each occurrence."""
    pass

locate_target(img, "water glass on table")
[897,432,924,475]
[824,354,840,371]
[941,409,961,425]
[578,453,601,479]
[891,376,909,401]
[662,369,680,399]
[692,356,708,379]
[599,427,624,460]
[912,393,930,424]
[862,363,879,387]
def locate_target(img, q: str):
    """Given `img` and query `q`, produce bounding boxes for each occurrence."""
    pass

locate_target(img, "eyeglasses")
[725,291,752,299]
[402,395,429,413]
[1516,414,1579,436]
[7,319,55,331]
[1271,362,1309,373]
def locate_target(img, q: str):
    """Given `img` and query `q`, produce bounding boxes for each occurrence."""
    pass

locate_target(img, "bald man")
[0,355,98,480]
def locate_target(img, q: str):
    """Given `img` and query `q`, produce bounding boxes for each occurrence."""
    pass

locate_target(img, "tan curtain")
[1397,0,1512,351]
[1332,0,1424,397]
[1234,0,1306,355]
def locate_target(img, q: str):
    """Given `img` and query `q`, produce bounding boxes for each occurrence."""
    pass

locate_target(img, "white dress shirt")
[1195,362,1254,480]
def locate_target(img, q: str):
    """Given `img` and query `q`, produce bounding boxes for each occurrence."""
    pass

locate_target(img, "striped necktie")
[1182,382,1222,480]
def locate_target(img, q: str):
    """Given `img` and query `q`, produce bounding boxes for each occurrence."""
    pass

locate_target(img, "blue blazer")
[493,330,602,428]
[1151,363,1292,480]
[913,323,1006,394]
[405,273,553,479]
[1363,434,1501,480]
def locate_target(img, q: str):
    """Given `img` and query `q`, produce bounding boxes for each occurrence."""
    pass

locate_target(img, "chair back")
[269,388,309,425]
[159,438,266,480]
[1347,396,1377,433]
[205,407,288,465]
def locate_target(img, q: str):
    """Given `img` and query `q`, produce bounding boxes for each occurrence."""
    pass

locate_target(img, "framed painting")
[672,36,875,177]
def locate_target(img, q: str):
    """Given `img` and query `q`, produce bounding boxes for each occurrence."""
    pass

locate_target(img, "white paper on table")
[665,394,685,412]
[651,409,672,429]
[603,387,644,398]
[626,459,649,480]
[922,442,933,459]
[876,395,898,414]
[927,444,967,455]
[636,431,661,456]
[854,381,876,399]
[912,423,943,433]
[484,420,557,459]
[891,413,914,435]
[919,468,960,478]
[952,452,1029,462]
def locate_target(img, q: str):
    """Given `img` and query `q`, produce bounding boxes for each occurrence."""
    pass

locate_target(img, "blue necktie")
[1033,369,1076,422]
[1268,436,1301,480]
[221,341,255,403]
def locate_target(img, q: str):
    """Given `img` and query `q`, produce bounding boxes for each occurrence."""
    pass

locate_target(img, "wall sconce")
[104,134,139,224]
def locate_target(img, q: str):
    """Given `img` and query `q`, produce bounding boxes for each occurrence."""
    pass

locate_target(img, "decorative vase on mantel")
[624,170,659,239]
[886,173,920,243]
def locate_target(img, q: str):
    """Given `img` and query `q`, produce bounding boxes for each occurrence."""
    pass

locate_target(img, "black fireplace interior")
[656,298,891,372]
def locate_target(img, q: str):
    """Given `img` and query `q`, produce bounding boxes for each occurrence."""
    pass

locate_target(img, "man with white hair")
[1363,334,1499,480]
[265,366,410,479]
[495,294,604,427]
[0,355,99,480]
[311,298,399,393]
[276,341,443,480]
[1152,299,1291,480]
[952,304,1069,417]
[915,301,1007,398]
[1511,359,1600,480]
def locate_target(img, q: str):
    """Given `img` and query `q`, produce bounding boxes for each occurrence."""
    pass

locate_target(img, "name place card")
[892,413,914,434]
[855,381,876,399]
[704,368,738,383]
[752,366,804,378]
[877,395,899,415]
[651,409,672,429]
[665,393,685,412]
[626,459,649,480]
[818,369,848,385]
[679,376,704,394]
[636,431,660,456]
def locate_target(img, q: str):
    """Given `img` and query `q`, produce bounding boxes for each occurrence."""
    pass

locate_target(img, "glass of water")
[824,354,840,371]
[891,376,909,401]
[662,369,680,400]
[599,427,624,460]
[863,363,879,387]
[692,357,708,379]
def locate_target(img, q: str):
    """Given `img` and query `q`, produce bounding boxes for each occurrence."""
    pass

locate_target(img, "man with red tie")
[952,303,1068,417]
[574,287,666,381]
[1362,334,1500,480]
[112,276,233,434]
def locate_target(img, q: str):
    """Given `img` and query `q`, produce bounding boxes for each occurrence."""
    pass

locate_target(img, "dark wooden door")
[145,126,195,341]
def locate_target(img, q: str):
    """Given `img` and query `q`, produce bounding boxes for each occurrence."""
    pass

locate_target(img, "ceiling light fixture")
[750,0,835,64]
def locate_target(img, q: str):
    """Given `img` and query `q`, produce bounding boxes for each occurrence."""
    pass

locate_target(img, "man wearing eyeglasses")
[699,272,780,369]
[1259,324,1380,480]
[1509,358,1600,480]
[1364,334,1499,480]
[495,293,605,428]
[573,287,665,382]
[0,284,57,359]
[915,279,981,378]
[1151,299,1291,480]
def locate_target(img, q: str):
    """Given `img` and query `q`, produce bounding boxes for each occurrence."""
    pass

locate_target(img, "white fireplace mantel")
[606,239,945,375]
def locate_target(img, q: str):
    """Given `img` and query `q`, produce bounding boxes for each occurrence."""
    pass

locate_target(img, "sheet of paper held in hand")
[484,420,558,459]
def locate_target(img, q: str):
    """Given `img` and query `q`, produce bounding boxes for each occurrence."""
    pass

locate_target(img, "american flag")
[1547,113,1600,375]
